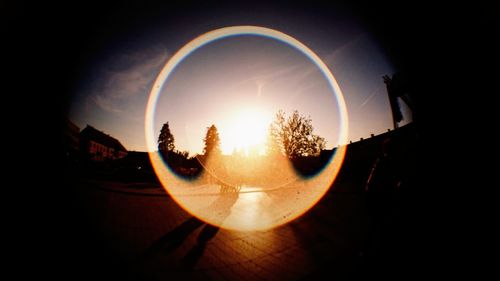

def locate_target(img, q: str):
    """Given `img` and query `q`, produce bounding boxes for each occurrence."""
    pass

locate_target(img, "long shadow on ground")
[142,217,204,258]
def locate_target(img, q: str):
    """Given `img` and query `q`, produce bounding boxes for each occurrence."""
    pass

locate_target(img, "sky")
[69,3,412,154]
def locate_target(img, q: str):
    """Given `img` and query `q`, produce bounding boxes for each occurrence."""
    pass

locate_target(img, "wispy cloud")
[233,63,303,87]
[90,94,123,113]
[232,61,323,99]
[359,84,383,108]
[239,35,368,103]
[323,33,365,66]
[89,45,170,114]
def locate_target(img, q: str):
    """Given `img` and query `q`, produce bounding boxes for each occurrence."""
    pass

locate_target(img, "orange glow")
[220,108,271,155]
[148,145,346,231]
[145,26,349,231]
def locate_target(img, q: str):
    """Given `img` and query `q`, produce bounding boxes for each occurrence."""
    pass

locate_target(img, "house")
[79,125,127,161]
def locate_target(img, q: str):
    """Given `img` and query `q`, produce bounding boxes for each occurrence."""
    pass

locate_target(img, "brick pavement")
[69,179,402,281]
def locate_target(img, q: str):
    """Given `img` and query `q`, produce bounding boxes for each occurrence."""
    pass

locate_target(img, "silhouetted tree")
[266,125,283,158]
[178,150,189,159]
[203,124,221,156]
[158,122,175,154]
[269,110,325,159]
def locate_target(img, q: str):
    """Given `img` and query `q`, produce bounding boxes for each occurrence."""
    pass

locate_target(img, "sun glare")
[146,26,348,231]
[221,108,271,156]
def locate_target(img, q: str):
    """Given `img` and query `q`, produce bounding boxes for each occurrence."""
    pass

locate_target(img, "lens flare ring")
[145,26,349,231]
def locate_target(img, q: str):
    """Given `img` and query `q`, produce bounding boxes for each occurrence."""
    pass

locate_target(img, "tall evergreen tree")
[203,124,221,156]
[158,122,175,154]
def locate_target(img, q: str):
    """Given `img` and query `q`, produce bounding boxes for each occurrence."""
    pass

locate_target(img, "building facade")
[80,125,127,161]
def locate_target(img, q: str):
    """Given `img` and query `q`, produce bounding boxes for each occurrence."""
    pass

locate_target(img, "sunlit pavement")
[73,180,400,281]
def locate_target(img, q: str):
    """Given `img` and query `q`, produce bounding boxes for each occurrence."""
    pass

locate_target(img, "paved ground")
[62,178,407,281]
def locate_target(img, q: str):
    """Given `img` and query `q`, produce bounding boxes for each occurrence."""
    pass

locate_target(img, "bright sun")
[221,108,271,156]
